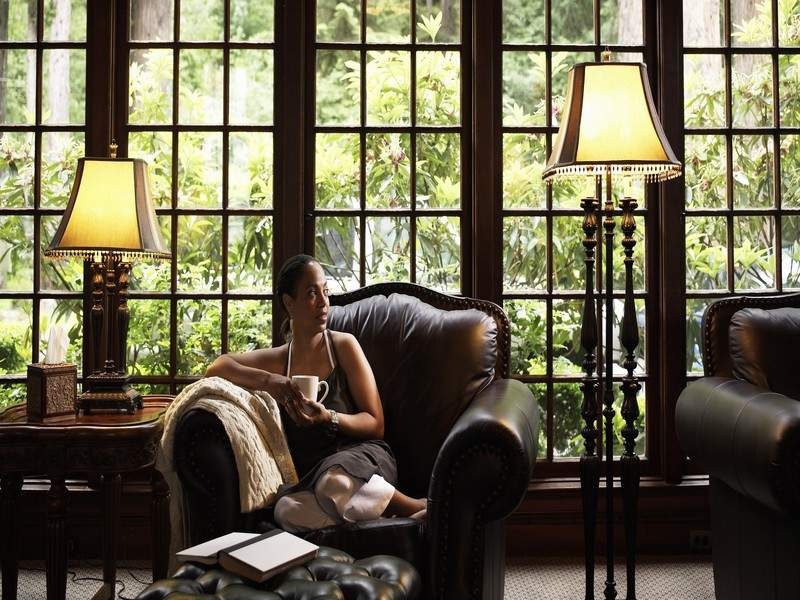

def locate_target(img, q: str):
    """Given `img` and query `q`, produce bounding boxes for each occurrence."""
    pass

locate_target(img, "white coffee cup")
[291,375,329,403]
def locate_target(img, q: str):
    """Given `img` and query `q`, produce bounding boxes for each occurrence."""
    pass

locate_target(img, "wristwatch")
[328,408,339,436]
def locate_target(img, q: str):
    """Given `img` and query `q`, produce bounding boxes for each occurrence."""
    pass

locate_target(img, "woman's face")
[283,261,330,333]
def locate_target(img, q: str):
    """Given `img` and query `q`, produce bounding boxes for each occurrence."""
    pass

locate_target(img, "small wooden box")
[27,363,77,421]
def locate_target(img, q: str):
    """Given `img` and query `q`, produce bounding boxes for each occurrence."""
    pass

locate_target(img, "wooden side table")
[0,395,172,600]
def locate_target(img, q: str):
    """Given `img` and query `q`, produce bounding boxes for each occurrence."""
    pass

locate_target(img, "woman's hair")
[276,254,318,342]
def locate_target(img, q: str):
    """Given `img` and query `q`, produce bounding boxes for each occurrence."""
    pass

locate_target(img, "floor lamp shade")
[44,158,169,260]
[542,62,681,183]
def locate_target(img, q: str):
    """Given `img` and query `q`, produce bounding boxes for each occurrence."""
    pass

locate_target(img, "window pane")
[505,299,547,376]
[366,51,410,125]
[130,0,173,41]
[685,216,728,290]
[782,216,800,289]
[228,300,272,353]
[553,383,584,458]
[0,216,33,292]
[41,131,84,208]
[316,50,360,126]
[734,215,775,290]
[39,298,82,366]
[44,0,86,41]
[179,49,223,125]
[733,135,774,208]
[42,49,85,125]
[503,216,547,292]
[731,0,771,46]
[552,216,585,292]
[230,50,273,125]
[552,52,594,126]
[502,0,545,43]
[316,216,360,293]
[40,215,82,291]
[685,135,726,210]
[683,0,723,47]
[177,299,221,375]
[366,133,411,209]
[130,216,170,292]
[365,216,410,284]
[228,215,273,292]
[366,0,410,43]
[129,131,172,208]
[1,2,36,41]
[686,298,708,373]
[180,0,223,41]
[316,0,361,42]
[732,54,773,127]
[416,51,460,125]
[178,132,222,208]
[552,0,593,44]
[0,132,34,207]
[231,0,274,42]
[0,301,31,374]
[416,0,460,43]
[781,135,800,208]
[128,299,170,376]
[552,299,583,376]
[503,52,546,126]
[0,50,35,124]
[779,0,800,46]
[503,133,546,209]
[177,214,222,291]
[129,49,173,125]
[416,133,460,209]
[779,55,800,127]
[229,132,273,209]
[416,216,460,292]
[601,0,643,45]
[551,172,596,210]
[684,54,725,128]
[316,133,360,209]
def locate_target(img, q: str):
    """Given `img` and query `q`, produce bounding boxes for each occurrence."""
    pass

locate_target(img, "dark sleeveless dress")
[276,330,397,499]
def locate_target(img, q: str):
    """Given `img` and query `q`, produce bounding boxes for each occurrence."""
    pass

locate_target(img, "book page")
[177,531,260,561]
[227,531,318,573]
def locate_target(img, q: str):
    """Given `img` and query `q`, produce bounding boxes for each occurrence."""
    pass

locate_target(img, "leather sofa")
[676,293,800,600]
[173,283,540,600]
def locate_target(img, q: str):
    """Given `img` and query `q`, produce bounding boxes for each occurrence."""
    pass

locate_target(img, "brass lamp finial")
[109,139,118,159]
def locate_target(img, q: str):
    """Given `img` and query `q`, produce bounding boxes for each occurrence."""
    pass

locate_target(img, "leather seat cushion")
[328,293,497,496]
[730,306,800,397]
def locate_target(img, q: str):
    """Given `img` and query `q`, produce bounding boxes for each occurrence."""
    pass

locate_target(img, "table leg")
[102,474,121,596]
[1,474,22,600]
[46,477,67,600]
[151,471,170,581]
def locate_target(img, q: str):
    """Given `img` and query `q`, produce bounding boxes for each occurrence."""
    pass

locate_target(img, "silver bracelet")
[328,408,339,436]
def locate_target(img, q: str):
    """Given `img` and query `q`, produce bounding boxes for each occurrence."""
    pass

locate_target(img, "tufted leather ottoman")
[135,546,421,600]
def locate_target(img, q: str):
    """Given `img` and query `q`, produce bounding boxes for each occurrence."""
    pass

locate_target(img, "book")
[176,529,319,582]
[219,530,319,582]
[176,531,262,565]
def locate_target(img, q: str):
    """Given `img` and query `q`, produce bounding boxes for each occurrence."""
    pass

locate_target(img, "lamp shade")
[542,62,681,182]
[45,157,170,260]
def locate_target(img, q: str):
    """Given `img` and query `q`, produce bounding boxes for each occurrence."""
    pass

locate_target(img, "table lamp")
[44,149,170,414]
[542,55,681,600]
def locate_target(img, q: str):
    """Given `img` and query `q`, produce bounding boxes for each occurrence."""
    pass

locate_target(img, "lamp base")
[78,373,142,415]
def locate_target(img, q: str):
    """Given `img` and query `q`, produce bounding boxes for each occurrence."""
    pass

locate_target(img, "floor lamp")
[542,56,681,600]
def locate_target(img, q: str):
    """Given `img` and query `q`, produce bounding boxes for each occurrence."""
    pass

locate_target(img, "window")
[684,0,800,377]
[311,0,465,293]
[124,0,275,393]
[0,0,87,408]
[500,0,650,471]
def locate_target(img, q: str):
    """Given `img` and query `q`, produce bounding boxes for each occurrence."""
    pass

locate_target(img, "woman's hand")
[267,374,331,427]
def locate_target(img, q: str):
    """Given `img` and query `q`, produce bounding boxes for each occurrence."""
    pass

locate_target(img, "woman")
[205,254,426,532]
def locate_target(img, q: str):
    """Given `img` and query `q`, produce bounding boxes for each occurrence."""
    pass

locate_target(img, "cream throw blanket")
[157,376,298,568]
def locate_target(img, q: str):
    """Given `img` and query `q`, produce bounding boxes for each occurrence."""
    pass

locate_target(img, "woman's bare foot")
[384,490,427,518]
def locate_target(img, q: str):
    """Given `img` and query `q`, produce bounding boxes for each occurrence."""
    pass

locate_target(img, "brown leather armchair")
[676,293,800,600]
[173,283,540,600]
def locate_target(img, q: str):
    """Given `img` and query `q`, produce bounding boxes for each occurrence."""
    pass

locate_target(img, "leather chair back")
[327,283,508,496]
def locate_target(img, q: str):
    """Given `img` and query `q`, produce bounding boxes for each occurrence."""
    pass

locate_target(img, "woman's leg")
[274,490,338,533]
[383,490,427,518]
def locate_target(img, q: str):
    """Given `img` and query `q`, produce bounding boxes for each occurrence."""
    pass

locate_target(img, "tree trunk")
[48,0,71,123]
[732,0,758,74]
[617,0,639,46]
[0,0,9,123]
[26,0,35,120]
[684,0,721,80]
[130,0,171,41]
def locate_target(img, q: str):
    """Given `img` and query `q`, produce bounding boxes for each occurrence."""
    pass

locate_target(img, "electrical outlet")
[689,530,711,552]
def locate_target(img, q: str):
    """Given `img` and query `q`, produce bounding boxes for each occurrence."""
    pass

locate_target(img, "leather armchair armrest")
[676,377,800,514]
[426,378,539,598]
